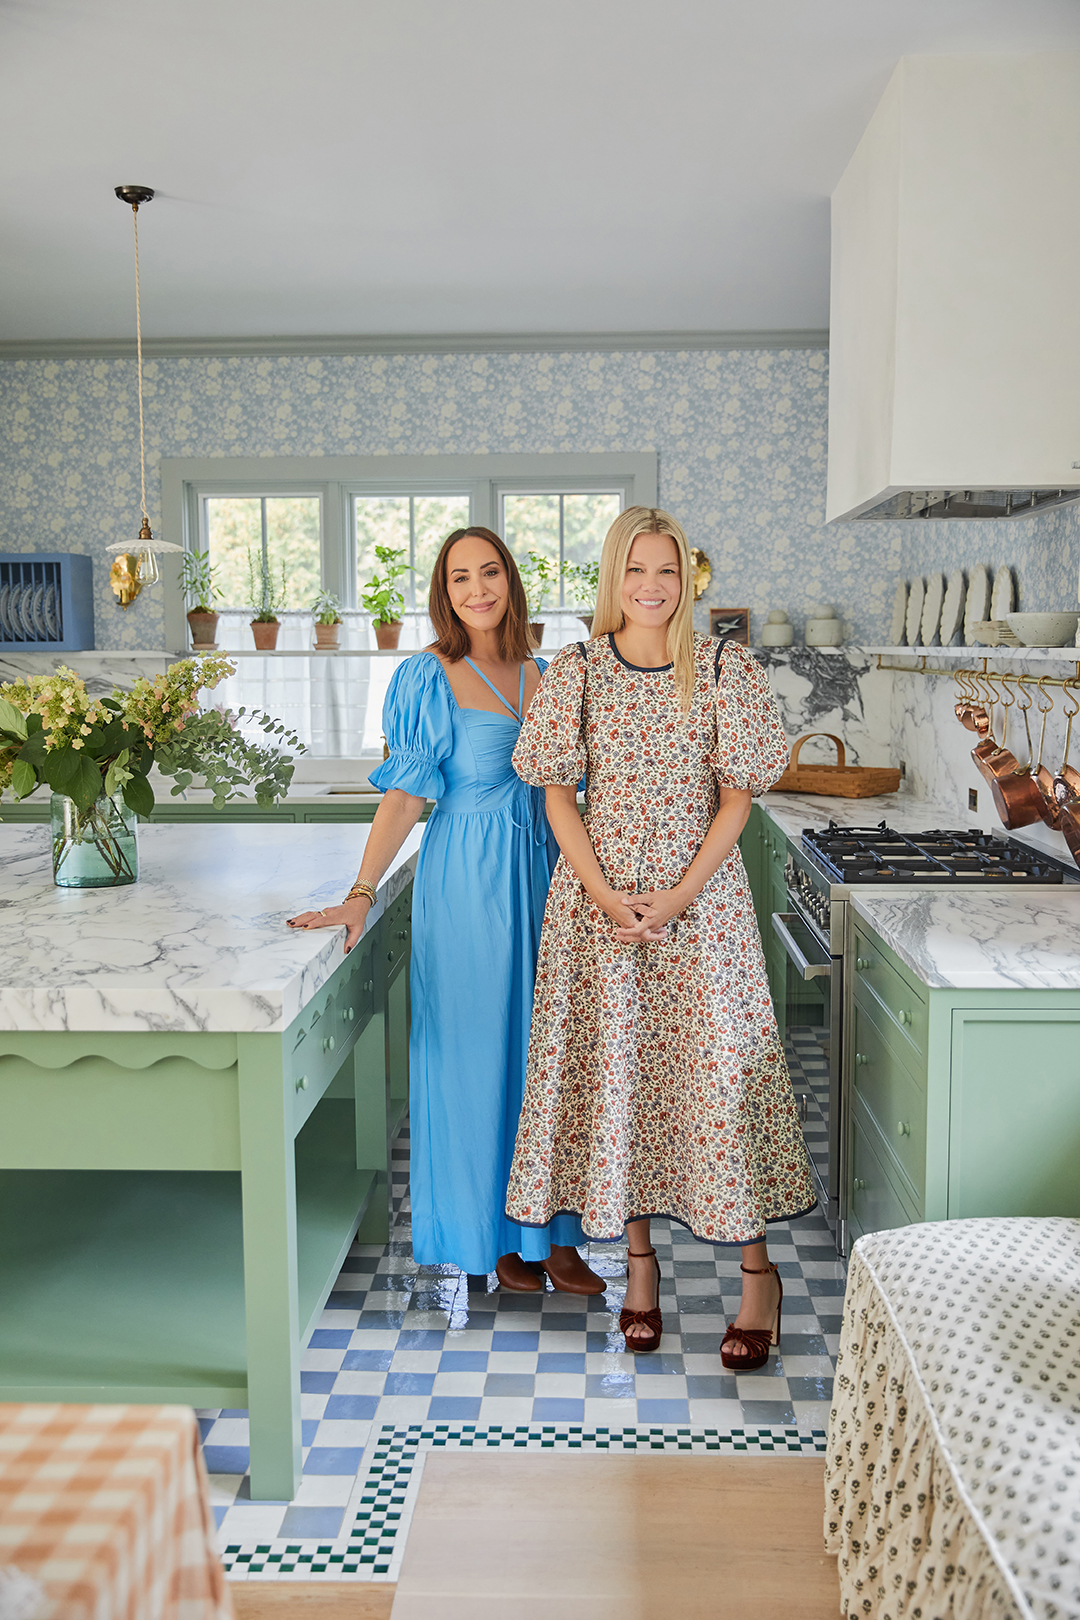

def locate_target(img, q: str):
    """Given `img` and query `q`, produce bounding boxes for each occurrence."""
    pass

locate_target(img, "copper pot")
[1051,695,1080,817]
[987,696,1045,829]
[1031,683,1061,829]
[1058,800,1080,864]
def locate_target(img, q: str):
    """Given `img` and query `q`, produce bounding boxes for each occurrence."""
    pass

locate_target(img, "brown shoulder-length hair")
[428,527,535,662]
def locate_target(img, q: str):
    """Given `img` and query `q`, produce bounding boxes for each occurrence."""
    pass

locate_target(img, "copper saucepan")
[1051,687,1080,863]
[1031,678,1061,830]
[987,678,1046,830]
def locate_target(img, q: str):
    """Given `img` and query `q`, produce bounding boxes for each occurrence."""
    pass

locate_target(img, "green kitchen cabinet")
[0,800,383,825]
[845,914,1080,1244]
[0,881,412,1501]
[738,803,790,1016]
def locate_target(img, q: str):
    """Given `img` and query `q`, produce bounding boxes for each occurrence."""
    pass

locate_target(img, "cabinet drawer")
[382,892,412,975]
[852,926,927,1062]
[849,1100,919,1242]
[851,999,927,1200]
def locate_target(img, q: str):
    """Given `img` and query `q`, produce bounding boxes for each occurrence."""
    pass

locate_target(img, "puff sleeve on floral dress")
[512,643,587,789]
[709,641,789,794]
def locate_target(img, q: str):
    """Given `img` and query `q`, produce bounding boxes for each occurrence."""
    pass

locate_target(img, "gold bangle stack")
[345,879,377,905]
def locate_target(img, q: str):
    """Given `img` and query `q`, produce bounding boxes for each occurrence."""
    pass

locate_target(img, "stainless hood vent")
[856,489,1080,522]
[827,54,1080,524]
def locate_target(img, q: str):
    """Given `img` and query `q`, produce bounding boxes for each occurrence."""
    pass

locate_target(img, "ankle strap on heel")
[740,1262,777,1274]
[628,1248,657,1258]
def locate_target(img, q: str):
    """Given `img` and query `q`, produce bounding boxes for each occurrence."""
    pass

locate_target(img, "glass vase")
[51,791,139,888]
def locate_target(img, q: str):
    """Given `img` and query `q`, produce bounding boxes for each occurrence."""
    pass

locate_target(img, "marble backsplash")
[755,644,1080,865]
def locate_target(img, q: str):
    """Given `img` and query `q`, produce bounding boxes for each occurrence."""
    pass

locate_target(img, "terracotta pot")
[250,619,280,651]
[578,615,594,634]
[529,622,545,647]
[186,609,219,650]
[374,620,402,650]
[314,621,341,650]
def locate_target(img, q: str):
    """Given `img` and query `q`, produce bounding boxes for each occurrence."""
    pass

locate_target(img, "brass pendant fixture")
[107,185,181,607]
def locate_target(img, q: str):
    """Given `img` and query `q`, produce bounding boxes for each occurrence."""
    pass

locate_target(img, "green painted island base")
[0,890,411,1501]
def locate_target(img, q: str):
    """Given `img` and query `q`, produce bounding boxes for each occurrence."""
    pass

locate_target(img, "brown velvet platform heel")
[720,1262,782,1371]
[619,1247,662,1354]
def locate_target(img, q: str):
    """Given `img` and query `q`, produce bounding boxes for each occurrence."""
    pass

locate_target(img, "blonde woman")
[505,507,816,1361]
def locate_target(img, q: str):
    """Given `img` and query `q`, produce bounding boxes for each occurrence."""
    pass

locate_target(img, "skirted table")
[0,823,419,1502]
[826,1216,1080,1620]
[0,1404,231,1619]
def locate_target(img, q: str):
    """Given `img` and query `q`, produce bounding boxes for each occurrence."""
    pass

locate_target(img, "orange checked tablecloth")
[0,1404,234,1620]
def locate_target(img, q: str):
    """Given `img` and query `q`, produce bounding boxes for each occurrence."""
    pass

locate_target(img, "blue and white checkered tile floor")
[202,1039,846,1578]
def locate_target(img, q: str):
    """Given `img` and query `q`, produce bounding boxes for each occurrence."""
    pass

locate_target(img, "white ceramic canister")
[804,605,843,647]
[760,609,793,647]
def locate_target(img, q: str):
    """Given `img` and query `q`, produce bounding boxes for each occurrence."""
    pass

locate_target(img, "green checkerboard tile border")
[221,1422,827,1581]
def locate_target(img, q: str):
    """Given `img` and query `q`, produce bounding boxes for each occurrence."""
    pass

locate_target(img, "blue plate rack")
[0,554,94,652]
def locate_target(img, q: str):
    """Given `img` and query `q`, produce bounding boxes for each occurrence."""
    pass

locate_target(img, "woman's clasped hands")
[599,887,686,943]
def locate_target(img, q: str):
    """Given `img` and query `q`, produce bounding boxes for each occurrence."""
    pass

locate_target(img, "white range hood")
[827,53,1080,523]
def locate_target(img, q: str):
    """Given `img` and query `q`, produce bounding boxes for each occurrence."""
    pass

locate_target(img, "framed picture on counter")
[709,607,750,645]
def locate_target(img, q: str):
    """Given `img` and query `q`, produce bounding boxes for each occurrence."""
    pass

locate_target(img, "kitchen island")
[0,822,419,1500]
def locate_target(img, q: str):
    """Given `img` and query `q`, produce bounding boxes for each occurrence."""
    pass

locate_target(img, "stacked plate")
[0,578,60,642]
[890,565,1014,647]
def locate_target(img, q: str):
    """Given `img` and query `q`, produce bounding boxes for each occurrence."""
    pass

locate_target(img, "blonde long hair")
[591,506,696,707]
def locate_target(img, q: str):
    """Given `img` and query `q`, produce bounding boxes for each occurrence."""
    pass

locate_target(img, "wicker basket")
[770,733,901,798]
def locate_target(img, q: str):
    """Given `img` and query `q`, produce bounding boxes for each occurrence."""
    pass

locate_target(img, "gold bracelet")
[345,880,377,905]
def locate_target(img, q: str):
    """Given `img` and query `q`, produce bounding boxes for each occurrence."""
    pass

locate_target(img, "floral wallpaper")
[0,347,1075,651]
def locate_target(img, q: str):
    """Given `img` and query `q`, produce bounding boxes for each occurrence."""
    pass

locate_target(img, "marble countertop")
[757,790,967,843]
[0,823,421,1034]
[851,889,1080,990]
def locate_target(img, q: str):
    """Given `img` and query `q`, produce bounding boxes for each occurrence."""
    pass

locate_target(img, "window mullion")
[558,494,565,606]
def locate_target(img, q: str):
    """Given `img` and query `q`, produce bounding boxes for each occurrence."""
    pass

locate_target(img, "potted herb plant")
[0,658,303,888]
[247,551,288,651]
[311,588,343,650]
[563,559,600,634]
[519,551,558,646]
[361,545,414,650]
[180,547,222,649]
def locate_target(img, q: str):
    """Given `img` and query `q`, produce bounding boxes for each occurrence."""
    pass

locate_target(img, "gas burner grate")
[801,821,1066,886]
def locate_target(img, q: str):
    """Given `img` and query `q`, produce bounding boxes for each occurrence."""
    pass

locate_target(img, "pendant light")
[106,185,181,608]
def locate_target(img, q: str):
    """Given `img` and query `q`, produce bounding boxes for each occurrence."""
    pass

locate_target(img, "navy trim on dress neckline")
[606,631,673,673]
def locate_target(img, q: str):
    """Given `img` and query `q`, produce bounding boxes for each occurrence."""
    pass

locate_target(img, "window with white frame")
[161,454,656,758]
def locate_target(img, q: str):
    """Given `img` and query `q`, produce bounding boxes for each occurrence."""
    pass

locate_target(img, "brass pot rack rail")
[876,653,1080,687]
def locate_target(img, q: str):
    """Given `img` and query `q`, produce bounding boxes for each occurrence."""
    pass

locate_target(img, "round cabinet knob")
[365,979,373,992]
[853,1177,866,1192]
[897,1120,910,1138]
[341,1006,354,1023]
[295,1074,309,1092]
[322,1035,335,1053]
[898,1009,911,1026]
[397,930,407,940]
[854,1052,867,1067]
[856,957,872,971]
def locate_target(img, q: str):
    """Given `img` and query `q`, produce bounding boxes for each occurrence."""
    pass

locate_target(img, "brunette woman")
[505,507,816,1360]
[289,527,602,1294]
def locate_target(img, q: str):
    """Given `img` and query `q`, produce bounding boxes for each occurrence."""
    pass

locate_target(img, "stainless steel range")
[771,821,1077,1253]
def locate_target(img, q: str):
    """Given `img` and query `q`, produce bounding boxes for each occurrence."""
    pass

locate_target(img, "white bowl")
[1004,611,1080,647]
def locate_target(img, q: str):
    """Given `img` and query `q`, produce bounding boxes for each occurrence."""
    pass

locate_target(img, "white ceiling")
[3,0,1080,343]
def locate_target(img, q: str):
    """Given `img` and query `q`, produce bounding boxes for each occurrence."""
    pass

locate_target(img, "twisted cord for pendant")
[131,203,149,528]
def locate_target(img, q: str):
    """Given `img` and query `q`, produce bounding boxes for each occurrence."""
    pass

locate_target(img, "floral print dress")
[504,632,817,1244]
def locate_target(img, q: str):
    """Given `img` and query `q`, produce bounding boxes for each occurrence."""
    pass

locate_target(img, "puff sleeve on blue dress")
[368,653,454,799]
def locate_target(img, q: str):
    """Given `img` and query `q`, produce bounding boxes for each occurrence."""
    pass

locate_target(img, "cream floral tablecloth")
[0,1404,233,1620]
[826,1217,1080,1620]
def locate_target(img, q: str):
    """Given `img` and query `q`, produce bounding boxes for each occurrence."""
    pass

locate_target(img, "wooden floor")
[391,1453,840,1619]
[229,1454,838,1619]
[231,1583,395,1618]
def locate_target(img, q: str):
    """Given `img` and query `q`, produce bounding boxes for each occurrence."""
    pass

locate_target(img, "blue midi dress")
[368,650,585,1274]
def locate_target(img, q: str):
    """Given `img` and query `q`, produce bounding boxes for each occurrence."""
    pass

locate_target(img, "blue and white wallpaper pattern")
[1,347,1075,651]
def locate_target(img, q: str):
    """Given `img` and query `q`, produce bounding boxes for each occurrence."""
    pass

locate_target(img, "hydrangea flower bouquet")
[0,657,303,887]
